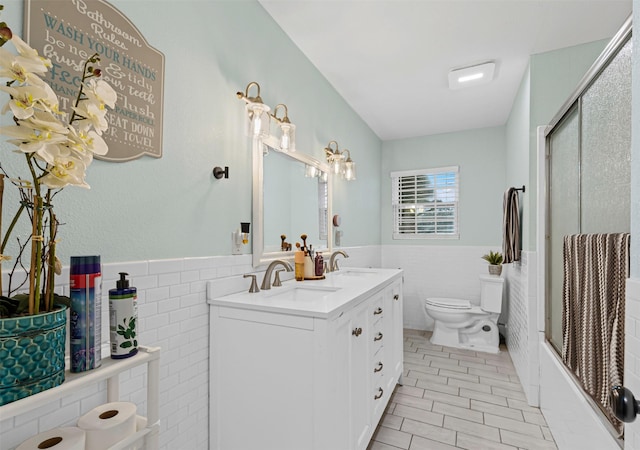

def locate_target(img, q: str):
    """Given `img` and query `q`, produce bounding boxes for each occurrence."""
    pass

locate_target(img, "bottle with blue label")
[108,272,138,359]
[70,255,102,372]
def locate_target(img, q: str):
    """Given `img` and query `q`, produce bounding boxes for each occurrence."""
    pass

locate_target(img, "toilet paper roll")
[77,401,137,450]
[16,427,85,450]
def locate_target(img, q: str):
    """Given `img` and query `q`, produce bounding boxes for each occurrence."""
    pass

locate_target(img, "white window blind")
[391,166,459,239]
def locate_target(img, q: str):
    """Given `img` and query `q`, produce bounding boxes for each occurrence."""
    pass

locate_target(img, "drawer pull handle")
[352,327,362,337]
[374,362,383,373]
[374,388,384,400]
[374,332,383,342]
[374,307,383,315]
[393,294,399,301]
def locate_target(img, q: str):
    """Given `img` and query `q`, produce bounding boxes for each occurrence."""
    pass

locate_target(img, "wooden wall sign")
[24,0,165,162]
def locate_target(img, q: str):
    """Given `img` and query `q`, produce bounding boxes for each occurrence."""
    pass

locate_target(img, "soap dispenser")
[108,272,138,359]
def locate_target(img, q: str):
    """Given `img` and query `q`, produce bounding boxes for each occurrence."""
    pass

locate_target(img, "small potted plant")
[481,250,503,276]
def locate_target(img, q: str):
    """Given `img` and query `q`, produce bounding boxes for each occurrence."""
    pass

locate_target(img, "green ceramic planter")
[0,305,67,406]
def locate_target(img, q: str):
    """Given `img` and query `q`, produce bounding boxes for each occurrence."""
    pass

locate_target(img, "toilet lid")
[426,297,471,310]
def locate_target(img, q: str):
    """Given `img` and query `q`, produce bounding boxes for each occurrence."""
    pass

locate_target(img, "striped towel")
[562,233,630,436]
[502,187,520,263]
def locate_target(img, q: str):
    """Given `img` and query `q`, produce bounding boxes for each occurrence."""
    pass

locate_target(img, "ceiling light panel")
[448,62,496,90]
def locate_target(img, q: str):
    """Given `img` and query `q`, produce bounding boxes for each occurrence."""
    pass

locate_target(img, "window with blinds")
[391,166,459,239]
[318,179,328,240]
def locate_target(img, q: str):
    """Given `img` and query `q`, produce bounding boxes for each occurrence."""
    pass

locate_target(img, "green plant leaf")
[120,341,132,348]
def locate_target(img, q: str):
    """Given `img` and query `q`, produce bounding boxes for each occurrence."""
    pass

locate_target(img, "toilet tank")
[480,275,505,313]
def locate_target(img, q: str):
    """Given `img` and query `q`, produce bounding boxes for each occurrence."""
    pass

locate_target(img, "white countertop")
[206,267,402,319]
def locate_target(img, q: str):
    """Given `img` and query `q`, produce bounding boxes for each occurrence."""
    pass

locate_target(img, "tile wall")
[381,245,499,331]
[8,244,625,450]
[625,278,640,450]
[503,251,540,406]
[0,247,379,449]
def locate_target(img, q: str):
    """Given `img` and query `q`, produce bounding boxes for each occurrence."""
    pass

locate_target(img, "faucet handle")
[243,274,260,293]
[273,269,284,287]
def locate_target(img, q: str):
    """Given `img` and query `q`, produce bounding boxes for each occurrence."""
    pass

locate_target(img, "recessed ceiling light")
[448,62,496,90]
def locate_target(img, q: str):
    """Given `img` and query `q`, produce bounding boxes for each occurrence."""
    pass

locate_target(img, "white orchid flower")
[66,126,108,158]
[40,155,89,189]
[10,35,52,71]
[84,78,117,109]
[0,111,70,164]
[0,83,60,119]
[72,101,108,134]
[0,46,50,85]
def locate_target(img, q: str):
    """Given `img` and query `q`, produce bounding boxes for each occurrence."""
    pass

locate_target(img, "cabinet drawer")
[372,347,385,378]
[371,297,384,320]
[372,326,384,356]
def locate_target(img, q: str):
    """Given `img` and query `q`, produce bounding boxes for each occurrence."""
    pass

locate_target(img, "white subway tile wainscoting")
[0,247,379,450]
[368,329,558,450]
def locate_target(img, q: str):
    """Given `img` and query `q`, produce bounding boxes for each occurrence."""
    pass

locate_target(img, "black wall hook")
[213,166,229,179]
[611,385,640,422]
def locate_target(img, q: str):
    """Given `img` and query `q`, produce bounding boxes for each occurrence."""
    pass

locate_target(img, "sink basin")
[263,285,340,302]
[333,270,378,277]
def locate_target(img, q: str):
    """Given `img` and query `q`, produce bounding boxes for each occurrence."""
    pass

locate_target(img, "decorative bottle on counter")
[295,250,305,281]
[108,272,138,359]
[315,252,324,276]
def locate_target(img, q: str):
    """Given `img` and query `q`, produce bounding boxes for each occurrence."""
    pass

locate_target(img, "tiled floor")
[368,329,558,450]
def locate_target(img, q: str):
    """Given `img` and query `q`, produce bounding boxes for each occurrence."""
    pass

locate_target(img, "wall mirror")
[252,137,333,267]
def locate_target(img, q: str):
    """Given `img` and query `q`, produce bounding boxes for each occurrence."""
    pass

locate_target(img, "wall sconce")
[324,141,356,181]
[237,82,270,138]
[271,104,296,152]
[237,82,297,154]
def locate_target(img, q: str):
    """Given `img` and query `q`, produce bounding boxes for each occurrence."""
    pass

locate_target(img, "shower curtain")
[562,233,630,435]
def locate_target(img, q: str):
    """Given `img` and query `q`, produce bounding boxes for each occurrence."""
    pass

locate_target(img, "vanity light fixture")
[342,150,356,181]
[237,82,270,137]
[271,104,296,152]
[448,61,496,90]
[324,141,356,181]
[324,140,344,175]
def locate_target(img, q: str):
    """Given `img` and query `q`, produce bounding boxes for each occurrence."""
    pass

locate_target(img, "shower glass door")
[545,36,631,365]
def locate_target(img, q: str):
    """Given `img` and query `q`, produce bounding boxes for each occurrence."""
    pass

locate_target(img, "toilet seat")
[426,297,471,310]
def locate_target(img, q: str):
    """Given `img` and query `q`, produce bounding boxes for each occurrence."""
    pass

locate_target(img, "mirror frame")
[252,135,333,267]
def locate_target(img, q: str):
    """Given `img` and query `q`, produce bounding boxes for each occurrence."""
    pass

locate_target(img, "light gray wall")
[0,1,382,265]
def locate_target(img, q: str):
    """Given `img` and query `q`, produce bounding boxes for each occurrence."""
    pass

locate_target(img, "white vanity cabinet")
[208,269,403,450]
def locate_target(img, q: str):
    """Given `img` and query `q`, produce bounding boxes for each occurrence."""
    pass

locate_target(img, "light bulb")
[248,104,269,137]
[344,160,356,181]
[279,122,295,152]
[332,157,343,175]
[280,124,291,151]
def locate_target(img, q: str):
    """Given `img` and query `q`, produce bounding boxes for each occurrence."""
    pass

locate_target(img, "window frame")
[390,166,460,240]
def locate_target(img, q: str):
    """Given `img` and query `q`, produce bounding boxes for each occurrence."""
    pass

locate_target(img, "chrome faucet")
[328,250,349,272]
[260,260,293,290]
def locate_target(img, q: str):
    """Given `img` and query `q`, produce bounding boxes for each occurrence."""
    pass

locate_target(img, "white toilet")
[424,275,505,354]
